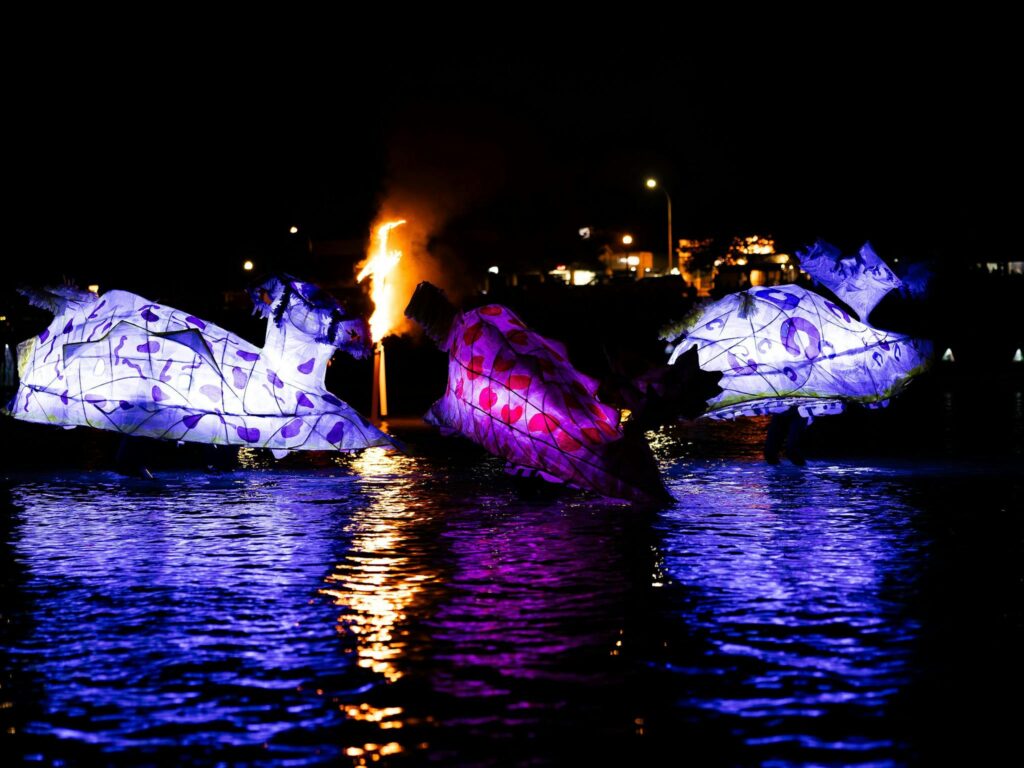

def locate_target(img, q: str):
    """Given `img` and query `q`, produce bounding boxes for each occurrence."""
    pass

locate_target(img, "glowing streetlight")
[622,234,634,246]
[243,260,254,272]
[645,177,673,274]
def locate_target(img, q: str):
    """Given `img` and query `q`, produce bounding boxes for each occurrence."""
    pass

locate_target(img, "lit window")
[572,270,596,286]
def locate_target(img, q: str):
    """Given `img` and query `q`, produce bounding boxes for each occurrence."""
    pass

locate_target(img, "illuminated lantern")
[664,242,932,419]
[406,282,669,503]
[6,277,394,455]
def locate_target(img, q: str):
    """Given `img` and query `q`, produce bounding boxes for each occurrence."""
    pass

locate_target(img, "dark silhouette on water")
[764,406,808,466]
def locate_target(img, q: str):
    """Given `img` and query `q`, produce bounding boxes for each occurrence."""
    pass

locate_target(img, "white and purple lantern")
[664,242,932,420]
[6,277,394,455]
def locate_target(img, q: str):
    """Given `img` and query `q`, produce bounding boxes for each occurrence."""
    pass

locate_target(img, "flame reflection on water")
[323,447,438,756]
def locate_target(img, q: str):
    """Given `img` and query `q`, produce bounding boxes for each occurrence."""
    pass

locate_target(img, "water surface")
[1,410,1021,766]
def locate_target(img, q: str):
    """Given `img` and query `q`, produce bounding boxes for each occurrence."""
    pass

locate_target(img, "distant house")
[549,261,604,286]
[597,247,656,280]
[677,238,716,296]
[680,235,801,296]
[975,259,1024,276]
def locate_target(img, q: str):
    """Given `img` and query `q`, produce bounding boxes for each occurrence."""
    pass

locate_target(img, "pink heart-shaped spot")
[466,355,485,380]
[500,404,523,424]
[528,412,558,433]
[508,374,531,390]
[478,387,498,410]
[556,431,582,452]
[494,352,516,372]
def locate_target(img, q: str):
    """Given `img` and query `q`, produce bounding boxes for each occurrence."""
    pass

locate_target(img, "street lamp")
[645,177,673,274]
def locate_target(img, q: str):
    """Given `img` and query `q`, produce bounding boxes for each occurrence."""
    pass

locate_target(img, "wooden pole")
[379,341,388,418]
[371,341,381,425]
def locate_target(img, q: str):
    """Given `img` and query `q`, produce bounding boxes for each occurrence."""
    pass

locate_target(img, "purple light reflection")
[425,501,630,695]
[656,457,925,757]
[4,473,362,762]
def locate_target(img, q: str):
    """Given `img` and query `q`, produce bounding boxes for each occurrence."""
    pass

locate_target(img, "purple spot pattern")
[39,328,50,343]
[88,300,107,319]
[183,414,203,429]
[281,419,303,438]
[754,289,801,311]
[726,352,758,375]
[297,358,315,374]
[137,341,160,353]
[113,336,127,364]
[232,367,248,388]
[267,370,284,388]
[825,301,850,323]
[323,393,342,407]
[237,350,259,362]
[236,426,260,443]
[63,320,74,334]
[119,401,133,410]
[326,421,346,444]
[200,385,221,401]
[151,385,167,402]
[185,315,206,330]
[780,317,821,360]
[296,392,314,408]
[60,390,69,405]
[140,308,159,323]
[159,359,174,382]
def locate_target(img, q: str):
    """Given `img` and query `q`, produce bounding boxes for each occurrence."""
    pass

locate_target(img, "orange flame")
[357,219,407,343]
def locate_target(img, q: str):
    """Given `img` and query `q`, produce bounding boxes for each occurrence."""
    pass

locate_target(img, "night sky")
[6,27,1016,296]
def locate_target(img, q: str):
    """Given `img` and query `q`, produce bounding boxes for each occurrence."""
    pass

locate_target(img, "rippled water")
[1,409,1022,766]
